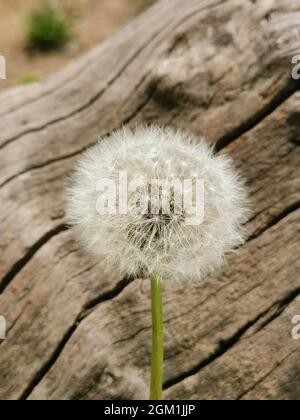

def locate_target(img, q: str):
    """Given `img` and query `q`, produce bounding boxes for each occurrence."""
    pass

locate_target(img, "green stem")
[150,273,164,400]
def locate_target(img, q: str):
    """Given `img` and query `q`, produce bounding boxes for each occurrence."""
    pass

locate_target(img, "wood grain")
[0,0,299,400]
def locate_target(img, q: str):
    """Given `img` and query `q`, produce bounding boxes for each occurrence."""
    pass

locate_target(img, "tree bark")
[0,0,299,400]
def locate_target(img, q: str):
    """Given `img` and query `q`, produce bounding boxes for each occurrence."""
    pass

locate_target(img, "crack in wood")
[215,79,299,152]
[0,224,68,294]
[163,302,280,389]
[0,72,155,190]
[18,322,78,400]
[0,50,144,151]
[247,287,300,336]
[247,200,300,243]
[164,286,300,390]
[80,276,136,318]
[20,275,136,400]
[236,348,299,400]
[0,145,90,190]
[0,50,100,119]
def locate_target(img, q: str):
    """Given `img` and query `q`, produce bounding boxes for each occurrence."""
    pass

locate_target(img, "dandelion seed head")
[66,125,248,282]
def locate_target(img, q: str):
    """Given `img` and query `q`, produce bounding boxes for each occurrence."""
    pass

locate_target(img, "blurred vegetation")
[18,74,40,85]
[136,0,157,11]
[27,2,75,51]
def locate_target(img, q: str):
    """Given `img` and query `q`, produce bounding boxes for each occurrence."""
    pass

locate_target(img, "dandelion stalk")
[150,272,164,400]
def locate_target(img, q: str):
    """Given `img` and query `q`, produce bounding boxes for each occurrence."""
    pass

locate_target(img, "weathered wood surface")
[0,0,299,400]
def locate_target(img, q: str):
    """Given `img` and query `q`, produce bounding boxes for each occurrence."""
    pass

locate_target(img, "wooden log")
[0,0,299,400]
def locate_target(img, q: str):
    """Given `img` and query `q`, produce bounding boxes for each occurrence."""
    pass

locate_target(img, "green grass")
[140,0,156,6]
[18,74,40,85]
[27,2,74,51]
[135,0,157,13]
